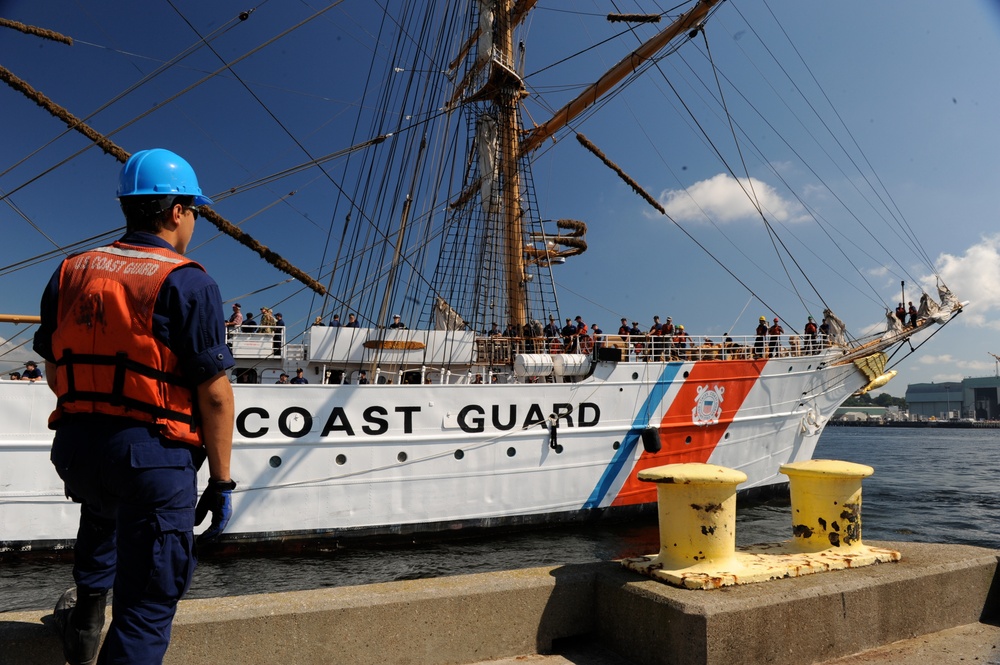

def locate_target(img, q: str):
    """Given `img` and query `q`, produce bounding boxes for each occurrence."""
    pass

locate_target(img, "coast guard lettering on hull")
[235,401,602,438]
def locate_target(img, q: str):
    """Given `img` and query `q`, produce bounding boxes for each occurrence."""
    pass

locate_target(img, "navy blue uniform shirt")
[34,231,235,386]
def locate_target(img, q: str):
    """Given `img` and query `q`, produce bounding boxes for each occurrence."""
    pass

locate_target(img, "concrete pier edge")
[1,541,998,665]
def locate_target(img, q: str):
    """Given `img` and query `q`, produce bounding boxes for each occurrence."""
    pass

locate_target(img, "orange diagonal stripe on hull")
[611,359,767,506]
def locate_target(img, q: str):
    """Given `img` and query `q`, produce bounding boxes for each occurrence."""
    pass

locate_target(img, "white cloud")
[926,234,1000,328]
[918,353,991,372]
[659,173,807,224]
[930,372,964,383]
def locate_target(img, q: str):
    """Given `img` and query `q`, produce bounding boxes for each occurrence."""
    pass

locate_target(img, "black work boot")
[53,587,107,665]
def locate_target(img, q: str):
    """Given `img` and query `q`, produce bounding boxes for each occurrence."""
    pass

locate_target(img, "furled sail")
[434,296,468,331]
[917,291,940,322]
[477,0,493,63]
[936,281,960,323]
[823,309,848,346]
[882,308,905,340]
[477,116,499,215]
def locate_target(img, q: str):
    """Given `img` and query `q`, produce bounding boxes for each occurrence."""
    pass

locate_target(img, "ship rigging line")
[575,133,783,324]
[607,8,892,313]
[0,1,345,205]
[698,27,822,327]
[752,0,936,275]
[525,4,837,331]
[0,9,252,183]
[0,228,123,278]
[166,0,362,214]
[618,4,925,317]
[884,312,963,374]
[592,11,856,315]
[733,1,935,282]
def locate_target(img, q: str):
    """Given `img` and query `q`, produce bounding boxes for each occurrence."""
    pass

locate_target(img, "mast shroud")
[519,0,722,156]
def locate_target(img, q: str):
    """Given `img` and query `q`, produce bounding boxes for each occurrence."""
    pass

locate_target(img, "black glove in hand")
[195,478,236,541]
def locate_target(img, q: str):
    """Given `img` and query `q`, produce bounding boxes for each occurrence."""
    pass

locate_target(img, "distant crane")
[990,352,1000,377]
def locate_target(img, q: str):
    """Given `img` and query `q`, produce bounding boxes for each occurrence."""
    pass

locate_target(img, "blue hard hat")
[117,148,213,205]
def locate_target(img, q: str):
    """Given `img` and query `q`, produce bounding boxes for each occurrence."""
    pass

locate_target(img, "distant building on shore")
[833,405,896,422]
[905,377,1000,421]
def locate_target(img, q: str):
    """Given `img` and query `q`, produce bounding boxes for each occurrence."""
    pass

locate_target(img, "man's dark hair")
[120,195,195,233]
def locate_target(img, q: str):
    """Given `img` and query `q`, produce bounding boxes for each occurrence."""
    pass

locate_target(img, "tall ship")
[0,1,962,552]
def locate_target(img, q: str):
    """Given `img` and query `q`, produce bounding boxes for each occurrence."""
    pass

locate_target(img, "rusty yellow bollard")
[637,463,747,570]
[779,459,874,553]
[623,459,899,589]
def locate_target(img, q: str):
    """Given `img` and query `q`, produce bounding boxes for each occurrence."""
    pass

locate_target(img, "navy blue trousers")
[51,416,202,665]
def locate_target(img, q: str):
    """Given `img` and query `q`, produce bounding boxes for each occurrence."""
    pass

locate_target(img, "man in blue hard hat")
[34,148,236,665]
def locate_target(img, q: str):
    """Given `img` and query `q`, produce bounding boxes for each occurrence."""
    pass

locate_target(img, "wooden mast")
[519,0,721,156]
[493,0,719,327]
[497,0,528,327]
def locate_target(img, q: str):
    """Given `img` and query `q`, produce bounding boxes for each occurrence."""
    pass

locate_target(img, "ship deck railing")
[226,324,905,384]
[474,332,841,364]
[227,326,285,359]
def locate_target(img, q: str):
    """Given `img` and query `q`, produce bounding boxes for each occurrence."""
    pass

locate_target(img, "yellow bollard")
[636,463,747,570]
[779,459,873,553]
[622,459,900,589]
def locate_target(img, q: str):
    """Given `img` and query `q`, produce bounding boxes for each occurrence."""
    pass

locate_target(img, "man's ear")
[164,203,183,230]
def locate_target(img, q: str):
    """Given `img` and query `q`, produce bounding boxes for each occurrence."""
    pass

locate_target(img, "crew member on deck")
[819,317,831,347]
[629,321,643,360]
[673,324,689,359]
[804,316,818,354]
[544,315,559,339]
[226,303,242,328]
[560,318,576,352]
[34,148,235,664]
[21,360,43,382]
[768,317,784,357]
[754,316,768,359]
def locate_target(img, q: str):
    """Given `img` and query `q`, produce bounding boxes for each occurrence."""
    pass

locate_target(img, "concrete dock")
[1,541,998,665]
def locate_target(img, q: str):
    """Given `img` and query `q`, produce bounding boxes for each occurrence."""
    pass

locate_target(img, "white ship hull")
[1,347,868,552]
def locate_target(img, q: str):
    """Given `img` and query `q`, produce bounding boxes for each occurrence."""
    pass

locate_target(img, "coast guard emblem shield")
[692,385,724,426]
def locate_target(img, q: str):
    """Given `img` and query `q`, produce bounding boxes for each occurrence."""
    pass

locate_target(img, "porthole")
[397,452,408,463]
[685,436,692,444]
[454,449,465,460]
[268,456,281,468]
[632,372,639,380]
[335,454,347,465]
[612,441,620,450]
[683,371,689,378]
[788,366,793,372]
[724,432,730,440]
[506,447,516,457]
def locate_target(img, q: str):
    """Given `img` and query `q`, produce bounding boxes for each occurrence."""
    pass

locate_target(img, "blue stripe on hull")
[582,363,684,509]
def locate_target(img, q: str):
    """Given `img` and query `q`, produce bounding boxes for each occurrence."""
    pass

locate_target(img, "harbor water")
[3,426,998,613]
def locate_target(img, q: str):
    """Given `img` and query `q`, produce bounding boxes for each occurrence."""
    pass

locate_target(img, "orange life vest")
[48,242,205,446]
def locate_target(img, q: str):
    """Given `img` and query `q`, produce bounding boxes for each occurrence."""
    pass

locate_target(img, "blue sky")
[2,0,1000,395]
